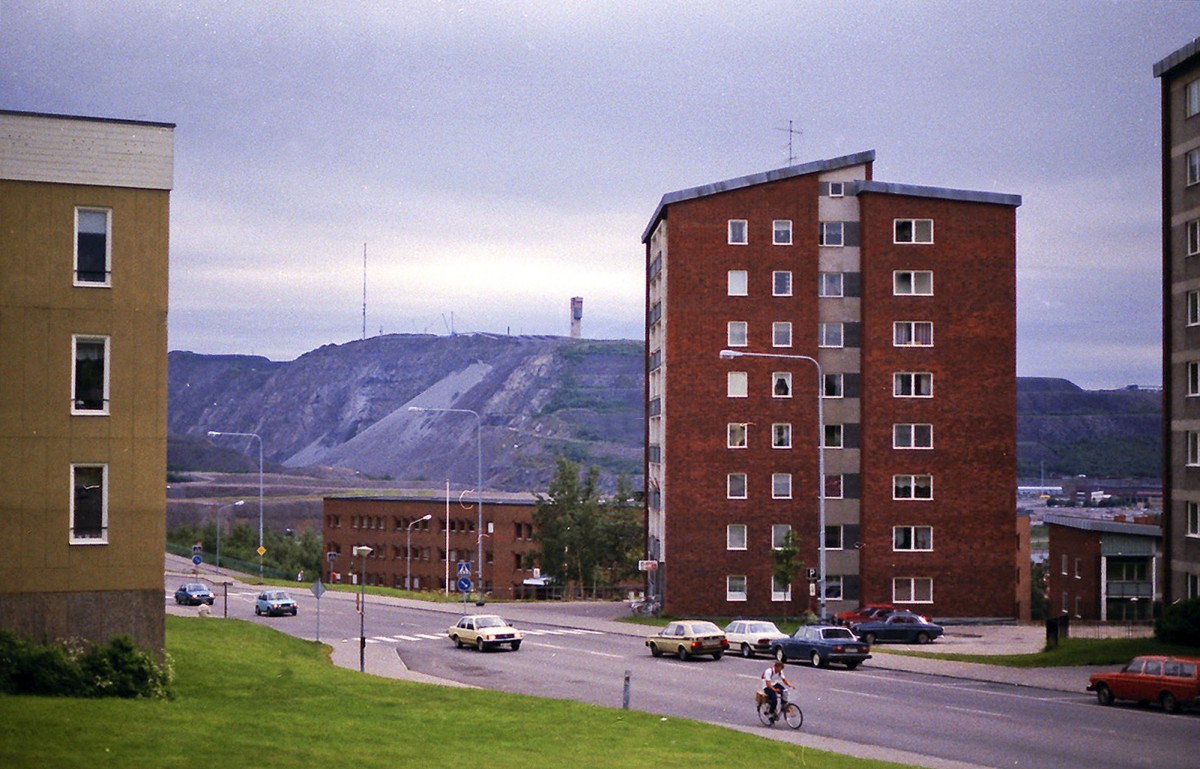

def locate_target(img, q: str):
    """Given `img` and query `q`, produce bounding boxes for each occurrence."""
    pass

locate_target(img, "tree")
[771,528,805,613]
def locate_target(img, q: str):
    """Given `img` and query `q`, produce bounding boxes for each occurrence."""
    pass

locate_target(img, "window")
[1190,290,1200,326]
[1190,573,1200,599]
[1188,220,1200,256]
[894,372,933,398]
[772,423,792,449]
[818,272,843,297]
[1189,431,1200,466]
[1190,362,1200,397]
[727,524,747,550]
[893,525,933,551]
[72,335,110,415]
[75,208,111,286]
[729,219,748,244]
[772,575,792,602]
[728,321,748,347]
[893,423,934,449]
[893,577,933,603]
[773,372,792,398]
[727,270,748,296]
[893,321,934,347]
[1189,149,1200,187]
[1188,79,1200,118]
[1061,554,1069,575]
[819,221,844,247]
[894,474,933,499]
[771,524,792,549]
[71,464,107,544]
[773,322,792,347]
[824,575,844,601]
[819,322,843,348]
[894,219,934,244]
[773,220,792,245]
[823,525,843,550]
[728,473,747,499]
[823,423,843,449]
[726,575,747,601]
[1188,502,1200,537]
[773,271,793,296]
[772,473,792,499]
[1074,558,1082,578]
[728,371,748,398]
[824,475,843,499]
[894,270,933,296]
[728,423,748,448]
[823,373,844,398]
[827,181,844,197]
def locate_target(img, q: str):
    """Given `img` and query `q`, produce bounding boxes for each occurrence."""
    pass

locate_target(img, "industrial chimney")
[570,296,583,338]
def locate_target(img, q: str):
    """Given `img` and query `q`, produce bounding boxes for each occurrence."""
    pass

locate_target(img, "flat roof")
[0,108,175,129]
[1154,36,1200,78]
[1042,512,1160,538]
[848,179,1021,207]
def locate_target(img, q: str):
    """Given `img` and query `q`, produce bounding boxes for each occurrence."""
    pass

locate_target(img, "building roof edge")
[1153,36,1200,78]
[848,179,1021,207]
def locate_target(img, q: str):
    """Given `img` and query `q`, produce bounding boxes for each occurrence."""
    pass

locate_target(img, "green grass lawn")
[890,636,1200,667]
[0,617,918,769]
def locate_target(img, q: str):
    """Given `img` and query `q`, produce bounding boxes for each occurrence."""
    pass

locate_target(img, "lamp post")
[719,349,827,621]
[407,514,433,590]
[214,499,244,569]
[207,430,264,582]
[408,406,484,605]
[352,545,373,672]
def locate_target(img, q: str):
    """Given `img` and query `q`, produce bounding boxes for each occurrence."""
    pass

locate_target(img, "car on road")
[723,619,788,658]
[834,603,893,627]
[255,590,298,616]
[646,620,728,660]
[1087,655,1200,713]
[448,614,523,651]
[174,582,215,606]
[851,611,943,645]
[771,624,872,669]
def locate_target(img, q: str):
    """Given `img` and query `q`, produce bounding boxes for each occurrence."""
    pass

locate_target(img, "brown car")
[646,620,728,660]
[1087,655,1200,713]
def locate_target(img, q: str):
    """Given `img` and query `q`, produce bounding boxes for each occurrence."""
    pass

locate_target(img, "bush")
[1155,597,1200,647]
[0,630,173,699]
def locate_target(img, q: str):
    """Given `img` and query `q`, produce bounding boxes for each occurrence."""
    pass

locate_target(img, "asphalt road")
[165,565,1197,769]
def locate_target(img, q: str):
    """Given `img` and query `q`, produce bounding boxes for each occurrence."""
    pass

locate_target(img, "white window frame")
[772,473,792,499]
[1190,573,1200,599]
[773,372,792,398]
[771,575,792,602]
[894,270,934,296]
[894,372,933,398]
[827,181,844,198]
[1190,362,1200,398]
[726,575,747,602]
[727,270,748,296]
[727,523,748,550]
[728,219,748,244]
[819,221,844,247]
[823,525,844,550]
[728,473,748,499]
[772,423,792,449]
[728,422,748,449]
[824,474,844,499]
[893,577,933,604]
[773,219,793,245]
[893,474,933,500]
[1189,149,1200,187]
[70,463,108,545]
[74,207,112,287]
[1188,220,1200,257]
[818,272,844,298]
[771,524,792,550]
[893,423,934,449]
[819,322,843,348]
[823,423,843,449]
[893,525,934,551]
[1188,79,1200,118]
[894,218,934,244]
[727,321,748,347]
[1189,431,1200,466]
[728,371,748,398]
[773,270,793,297]
[893,321,934,347]
[823,373,844,399]
[72,334,111,416]
[773,322,792,348]
[1189,290,1200,326]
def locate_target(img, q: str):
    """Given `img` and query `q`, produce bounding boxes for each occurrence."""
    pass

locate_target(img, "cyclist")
[760,660,795,722]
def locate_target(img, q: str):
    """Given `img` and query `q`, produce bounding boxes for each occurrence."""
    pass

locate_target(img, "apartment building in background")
[1156,36,1200,604]
[642,151,1022,619]
[1044,513,1161,621]
[0,111,174,651]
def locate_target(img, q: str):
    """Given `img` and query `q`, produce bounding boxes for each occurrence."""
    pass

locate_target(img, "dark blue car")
[851,611,943,645]
[770,625,872,669]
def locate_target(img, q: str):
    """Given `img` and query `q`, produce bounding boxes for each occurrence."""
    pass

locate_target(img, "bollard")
[622,669,631,710]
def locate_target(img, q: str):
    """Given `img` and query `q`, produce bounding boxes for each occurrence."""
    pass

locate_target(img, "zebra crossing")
[366,627,603,644]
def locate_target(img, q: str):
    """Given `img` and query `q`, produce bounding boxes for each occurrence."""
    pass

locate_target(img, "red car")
[1087,655,1200,713]
[834,603,893,626]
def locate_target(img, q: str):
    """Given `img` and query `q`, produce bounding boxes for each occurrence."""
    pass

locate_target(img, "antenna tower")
[361,243,367,340]
[775,120,803,166]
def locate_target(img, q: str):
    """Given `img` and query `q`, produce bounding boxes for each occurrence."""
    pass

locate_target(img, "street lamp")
[719,348,827,621]
[214,499,244,569]
[207,430,264,582]
[407,514,433,590]
[352,544,373,673]
[408,406,484,605]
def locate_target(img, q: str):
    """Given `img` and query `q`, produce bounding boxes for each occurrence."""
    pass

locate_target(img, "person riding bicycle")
[761,660,795,722]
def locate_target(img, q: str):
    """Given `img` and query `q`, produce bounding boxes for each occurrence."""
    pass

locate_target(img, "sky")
[2,1,1196,389]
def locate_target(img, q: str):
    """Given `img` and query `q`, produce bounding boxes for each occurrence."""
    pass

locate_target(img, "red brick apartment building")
[1044,513,1161,621]
[323,494,541,599]
[642,151,1021,619]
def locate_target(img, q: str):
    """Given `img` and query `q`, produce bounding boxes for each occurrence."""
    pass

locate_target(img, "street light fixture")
[408,406,484,605]
[406,514,433,591]
[719,348,827,621]
[207,430,265,583]
[352,544,373,673]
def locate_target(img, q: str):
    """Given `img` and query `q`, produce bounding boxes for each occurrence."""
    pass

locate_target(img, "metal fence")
[165,542,293,581]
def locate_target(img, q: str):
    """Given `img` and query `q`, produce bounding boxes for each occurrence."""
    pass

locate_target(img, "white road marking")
[530,641,623,658]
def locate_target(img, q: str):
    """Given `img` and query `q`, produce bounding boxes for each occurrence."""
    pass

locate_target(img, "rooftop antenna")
[775,120,803,166]
[361,243,367,340]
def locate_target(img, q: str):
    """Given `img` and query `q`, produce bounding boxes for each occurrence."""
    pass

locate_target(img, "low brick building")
[1044,512,1161,621]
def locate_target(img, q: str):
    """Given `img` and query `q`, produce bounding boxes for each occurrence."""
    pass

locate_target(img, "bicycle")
[756,688,803,729]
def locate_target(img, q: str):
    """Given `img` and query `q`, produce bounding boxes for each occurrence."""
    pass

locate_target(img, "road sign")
[457,561,471,577]
[326,551,338,562]
[191,554,202,566]
[638,560,658,572]
[257,546,266,556]
[192,543,202,555]
[310,580,326,599]
[456,577,472,592]
[806,568,819,583]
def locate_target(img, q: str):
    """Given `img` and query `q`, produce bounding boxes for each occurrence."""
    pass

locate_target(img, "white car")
[723,619,788,658]
[448,614,523,652]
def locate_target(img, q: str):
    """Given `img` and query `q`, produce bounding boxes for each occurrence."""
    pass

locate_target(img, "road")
[166,566,1197,769]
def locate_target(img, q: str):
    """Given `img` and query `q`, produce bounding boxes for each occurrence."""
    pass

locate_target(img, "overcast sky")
[3,2,1196,388]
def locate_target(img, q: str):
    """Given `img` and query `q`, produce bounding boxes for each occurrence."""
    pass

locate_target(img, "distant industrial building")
[0,110,174,651]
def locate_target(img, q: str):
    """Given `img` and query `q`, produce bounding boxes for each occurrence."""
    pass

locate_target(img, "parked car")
[448,614,523,651]
[1087,655,1200,713]
[174,582,215,606]
[723,620,788,658]
[851,611,943,645]
[771,624,872,669]
[255,590,298,616]
[646,620,728,660]
[834,603,893,627]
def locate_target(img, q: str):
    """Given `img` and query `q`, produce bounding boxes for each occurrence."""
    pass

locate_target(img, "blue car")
[255,590,298,616]
[851,611,943,645]
[770,625,872,669]
[174,582,214,605]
